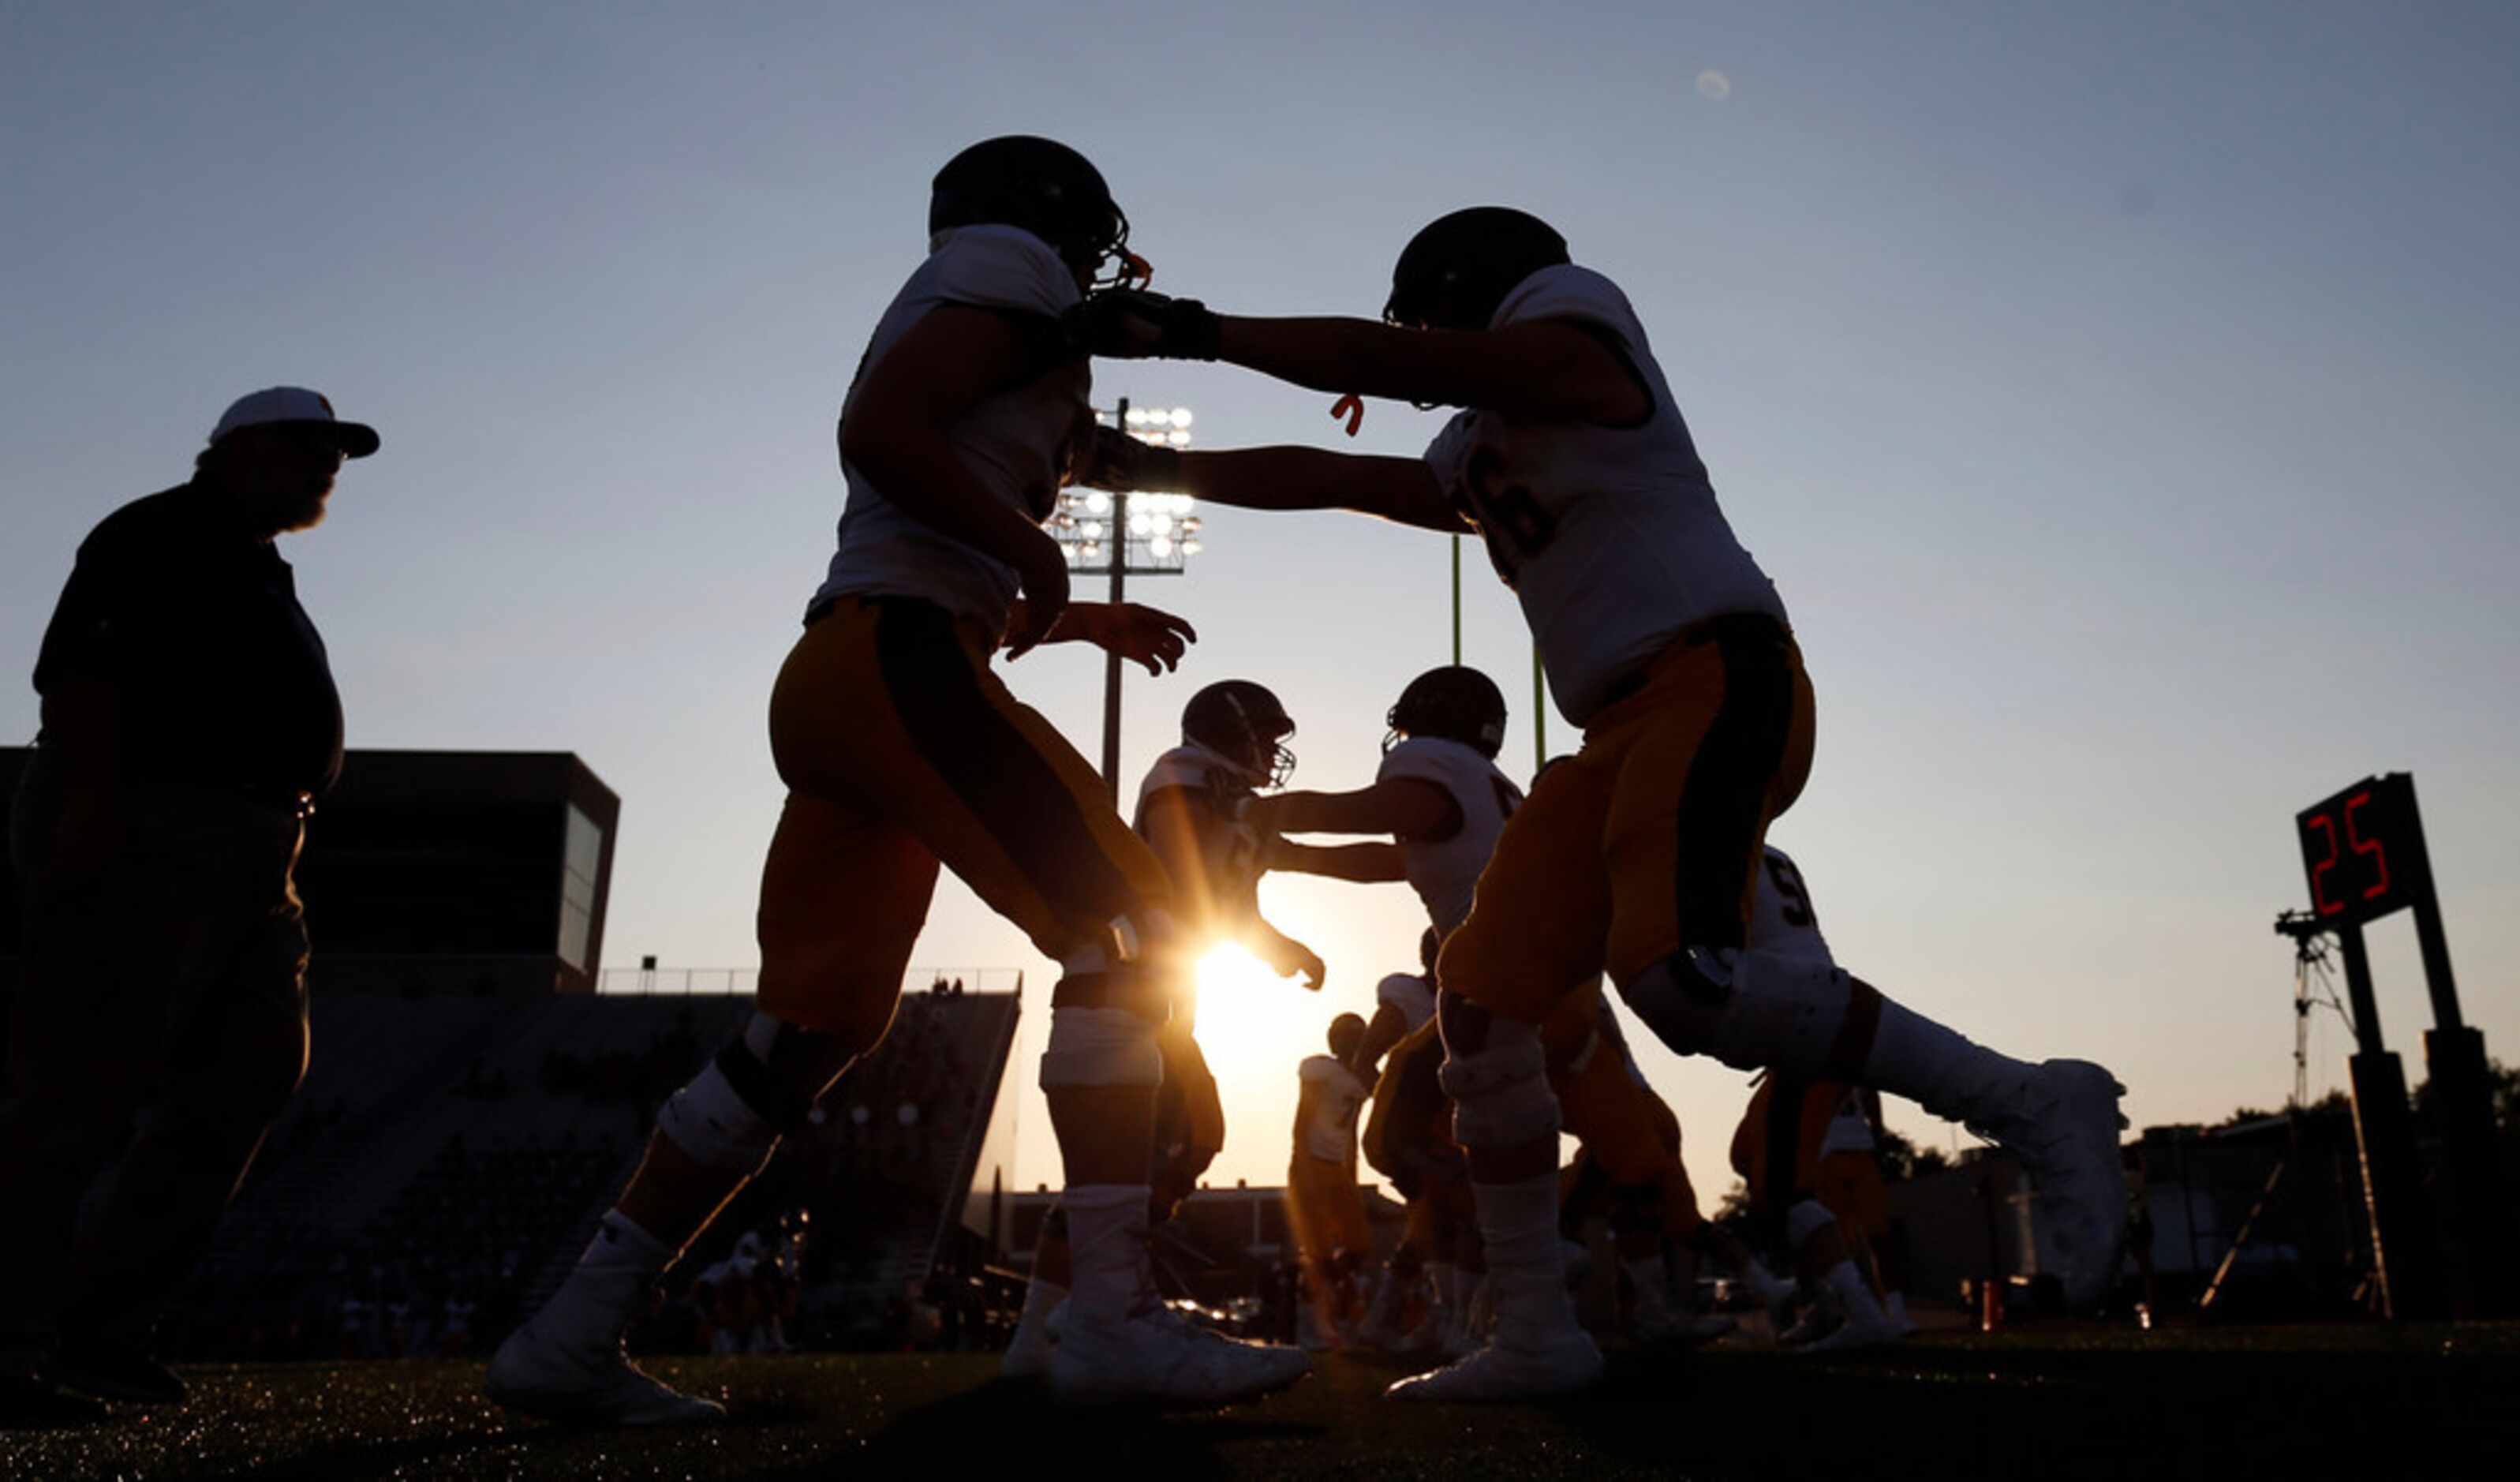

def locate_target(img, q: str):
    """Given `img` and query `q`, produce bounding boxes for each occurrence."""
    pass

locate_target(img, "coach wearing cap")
[0,387,376,1424]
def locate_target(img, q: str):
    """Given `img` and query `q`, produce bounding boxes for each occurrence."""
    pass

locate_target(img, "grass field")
[9,1323,2518,1481]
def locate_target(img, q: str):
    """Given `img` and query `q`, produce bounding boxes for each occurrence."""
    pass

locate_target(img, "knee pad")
[1436,1020,1557,1148]
[1038,1006,1163,1090]
[1621,947,1860,1078]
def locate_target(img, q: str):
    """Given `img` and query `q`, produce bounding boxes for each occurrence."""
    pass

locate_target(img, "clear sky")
[6,1,2515,1207]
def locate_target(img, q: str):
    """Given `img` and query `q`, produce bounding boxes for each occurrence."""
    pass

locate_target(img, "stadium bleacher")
[155,982,1018,1359]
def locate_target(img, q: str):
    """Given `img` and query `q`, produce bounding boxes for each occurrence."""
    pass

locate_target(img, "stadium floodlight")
[1049,397,1213,798]
[1048,399,1201,581]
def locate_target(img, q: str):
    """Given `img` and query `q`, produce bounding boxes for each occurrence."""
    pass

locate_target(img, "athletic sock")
[1472,1175,1580,1352]
[538,1211,673,1349]
[1861,998,2039,1126]
[1060,1184,1152,1326]
[581,1211,675,1274]
[1743,1256,1794,1302]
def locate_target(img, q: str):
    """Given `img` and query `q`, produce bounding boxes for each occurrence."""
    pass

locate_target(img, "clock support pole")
[2411,888,2513,1316]
[2332,922,2441,1319]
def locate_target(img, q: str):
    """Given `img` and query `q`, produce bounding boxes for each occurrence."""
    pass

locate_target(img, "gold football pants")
[753,597,1171,1044]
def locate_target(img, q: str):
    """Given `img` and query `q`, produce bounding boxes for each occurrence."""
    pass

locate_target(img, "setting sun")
[1190,942,1328,1091]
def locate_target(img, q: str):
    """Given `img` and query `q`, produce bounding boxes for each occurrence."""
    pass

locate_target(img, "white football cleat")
[1447,1277,1494,1357]
[1776,1300,1837,1348]
[1635,1309,1738,1346]
[1384,1330,1604,1403]
[1000,1299,1064,1382]
[1976,1060,2129,1311]
[1750,1270,1801,1338]
[1791,1300,1909,1356]
[486,1319,724,1427]
[1049,1308,1309,1407]
[1395,1307,1449,1355]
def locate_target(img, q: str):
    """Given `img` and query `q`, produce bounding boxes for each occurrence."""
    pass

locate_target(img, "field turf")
[9,1323,2518,1481]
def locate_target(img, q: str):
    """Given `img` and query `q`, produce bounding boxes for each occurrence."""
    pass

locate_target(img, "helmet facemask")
[1071,200,1150,292]
[1185,683,1297,791]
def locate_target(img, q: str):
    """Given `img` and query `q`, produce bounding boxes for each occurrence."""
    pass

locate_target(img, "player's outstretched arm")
[841,304,1078,657]
[1007,600,1194,675]
[1265,840,1405,884]
[1248,778,1456,841]
[1079,428,1466,535]
[1248,921,1325,993]
[1079,290,1648,424]
[1354,1005,1410,1077]
[1220,317,1647,425]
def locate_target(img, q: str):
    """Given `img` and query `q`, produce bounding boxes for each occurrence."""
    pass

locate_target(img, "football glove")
[1071,288,1221,361]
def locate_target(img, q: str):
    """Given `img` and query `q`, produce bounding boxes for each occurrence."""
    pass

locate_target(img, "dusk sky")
[6,0,2514,1203]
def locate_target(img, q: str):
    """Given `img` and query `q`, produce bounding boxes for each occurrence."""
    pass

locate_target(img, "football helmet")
[1183,680,1296,790]
[929,136,1142,288]
[1328,1012,1369,1065]
[1382,207,1570,331]
[1385,666,1508,759]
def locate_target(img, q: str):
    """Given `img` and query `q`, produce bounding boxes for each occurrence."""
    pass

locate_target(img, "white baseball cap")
[209,386,381,458]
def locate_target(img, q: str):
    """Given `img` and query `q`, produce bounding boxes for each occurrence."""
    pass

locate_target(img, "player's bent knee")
[1621,946,1856,1077]
[1437,1020,1557,1148]
[1038,1005,1164,1089]
[228,1033,310,1126]
[1613,947,1734,1057]
[759,972,898,1060]
[1435,989,1499,1056]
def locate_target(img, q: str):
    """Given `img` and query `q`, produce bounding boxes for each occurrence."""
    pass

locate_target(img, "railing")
[594,967,760,996]
[593,966,1027,997]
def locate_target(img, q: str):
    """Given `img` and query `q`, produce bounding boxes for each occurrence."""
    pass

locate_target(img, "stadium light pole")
[1053,396,1204,801]
[1450,536,1462,665]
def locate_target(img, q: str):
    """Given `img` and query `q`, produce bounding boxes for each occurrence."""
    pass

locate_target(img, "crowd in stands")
[149,986,1013,1360]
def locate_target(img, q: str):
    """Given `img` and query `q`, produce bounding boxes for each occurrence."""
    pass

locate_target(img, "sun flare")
[1188,942,1319,1087]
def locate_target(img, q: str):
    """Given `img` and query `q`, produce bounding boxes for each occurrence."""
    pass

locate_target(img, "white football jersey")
[1749,844,1834,966]
[1133,742,1262,955]
[1421,264,1788,726]
[1296,1054,1368,1163]
[813,224,1089,634]
[1376,971,1438,1034]
[1377,736,1523,935]
[1133,741,1252,820]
